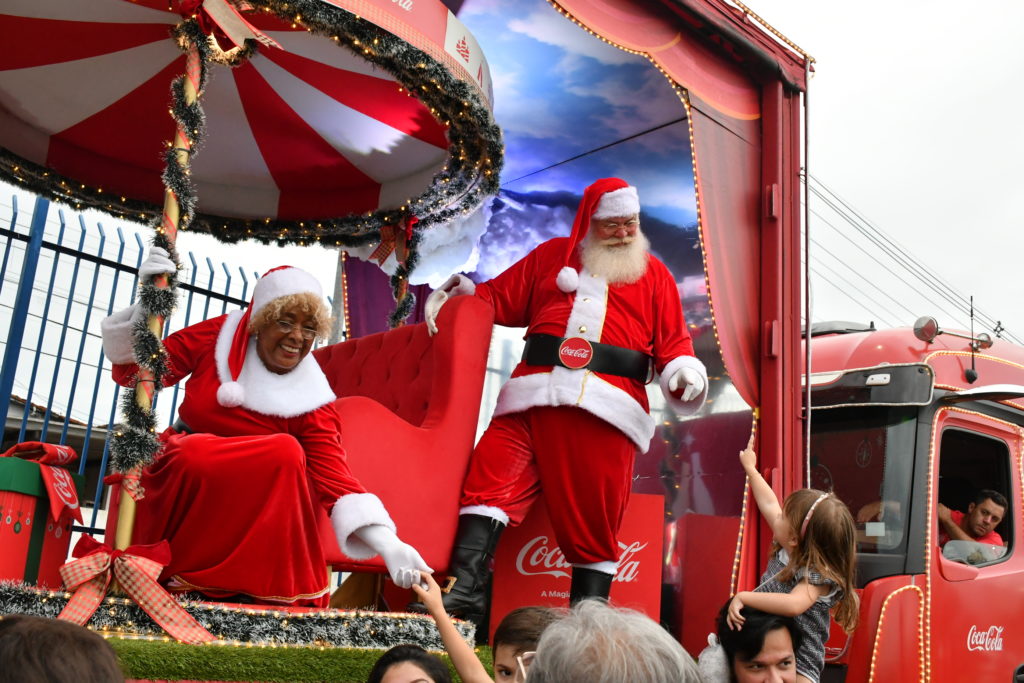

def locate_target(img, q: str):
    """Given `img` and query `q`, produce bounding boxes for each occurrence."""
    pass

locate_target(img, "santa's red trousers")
[460,406,636,564]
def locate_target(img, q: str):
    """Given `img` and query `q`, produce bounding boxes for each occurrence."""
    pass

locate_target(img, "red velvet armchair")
[312,294,493,573]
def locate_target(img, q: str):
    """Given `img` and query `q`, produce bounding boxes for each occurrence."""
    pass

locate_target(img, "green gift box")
[0,457,86,588]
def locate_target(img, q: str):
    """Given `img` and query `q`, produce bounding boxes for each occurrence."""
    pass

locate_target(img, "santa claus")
[413,177,707,627]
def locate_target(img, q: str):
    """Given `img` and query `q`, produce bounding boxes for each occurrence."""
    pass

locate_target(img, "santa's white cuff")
[331,493,397,560]
[459,505,509,525]
[444,273,476,297]
[660,355,708,416]
[100,304,140,364]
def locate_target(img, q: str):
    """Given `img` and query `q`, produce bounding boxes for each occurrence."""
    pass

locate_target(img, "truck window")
[937,428,1012,566]
[809,406,916,555]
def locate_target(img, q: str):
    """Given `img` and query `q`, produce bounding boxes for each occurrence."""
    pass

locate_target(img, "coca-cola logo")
[967,625,1004,652]
[514,536,647,582]
[558,337,593,369]
[50,468,78,510]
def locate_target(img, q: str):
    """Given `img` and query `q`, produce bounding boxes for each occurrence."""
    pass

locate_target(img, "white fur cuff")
[100,304,139,364]
[331,493,396,560]
[459,505,510,526]
[660,355,709,416]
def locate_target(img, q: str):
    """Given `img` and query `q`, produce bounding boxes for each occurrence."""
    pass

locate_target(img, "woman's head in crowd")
[526,599,702,683]
[366,644,452,683]
[490,606,560,681]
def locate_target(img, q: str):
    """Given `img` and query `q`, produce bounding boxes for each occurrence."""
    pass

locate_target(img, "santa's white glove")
[425,274,468,336]
[668,366,705,402]
[139,246,177,279]
[424,288,448,337]
[353,524,432,589]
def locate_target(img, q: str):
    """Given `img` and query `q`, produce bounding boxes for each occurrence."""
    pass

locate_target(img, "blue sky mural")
[453,0,699,274]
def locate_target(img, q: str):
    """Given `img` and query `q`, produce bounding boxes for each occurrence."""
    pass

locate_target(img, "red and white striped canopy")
[0,0,497,238]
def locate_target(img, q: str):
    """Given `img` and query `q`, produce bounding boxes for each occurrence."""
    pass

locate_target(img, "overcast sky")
[3,1,1021,341]
[747,1,1024,340]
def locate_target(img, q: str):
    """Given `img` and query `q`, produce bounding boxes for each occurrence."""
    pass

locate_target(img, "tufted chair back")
[312,294,494,573]
[315,316,434,427]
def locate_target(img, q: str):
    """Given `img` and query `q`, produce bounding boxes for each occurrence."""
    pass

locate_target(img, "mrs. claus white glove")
[353,524,432,589]
[668,366,705,402]
[139,246,177,279]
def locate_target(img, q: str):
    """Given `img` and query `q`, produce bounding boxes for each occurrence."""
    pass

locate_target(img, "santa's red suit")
[102,305,395,605]
[454,233,707,565]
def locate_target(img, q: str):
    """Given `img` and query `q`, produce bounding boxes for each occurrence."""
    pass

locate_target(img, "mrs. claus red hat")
[217,266,324,407]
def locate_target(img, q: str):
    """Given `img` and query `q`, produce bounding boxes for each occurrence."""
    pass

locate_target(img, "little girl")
[727,434,859,683]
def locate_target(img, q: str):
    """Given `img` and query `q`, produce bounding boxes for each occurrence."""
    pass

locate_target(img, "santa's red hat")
[217,265,324,407]
[556,177,640,293]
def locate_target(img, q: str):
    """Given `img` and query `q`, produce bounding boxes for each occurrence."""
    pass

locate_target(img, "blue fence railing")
[0,192,258,536]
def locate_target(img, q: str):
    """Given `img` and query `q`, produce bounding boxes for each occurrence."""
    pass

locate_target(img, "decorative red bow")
[58,535,214,645]
[371,215,419,266]
[178,0,280,51]
[103,467,146,503]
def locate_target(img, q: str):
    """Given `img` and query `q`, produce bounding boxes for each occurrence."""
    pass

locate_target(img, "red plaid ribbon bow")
[57,535,215,644]
[370,215,419,266]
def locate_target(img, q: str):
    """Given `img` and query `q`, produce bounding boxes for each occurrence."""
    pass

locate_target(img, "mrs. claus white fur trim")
[591,185,639,220]
[331,493,397,560]
[213,310,336,416]
[251,267,323,319]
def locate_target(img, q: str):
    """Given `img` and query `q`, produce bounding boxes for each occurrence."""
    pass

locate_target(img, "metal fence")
[0,193,257,536]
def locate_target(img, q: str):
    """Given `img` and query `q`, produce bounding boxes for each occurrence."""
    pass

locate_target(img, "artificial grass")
[109,638,494,682]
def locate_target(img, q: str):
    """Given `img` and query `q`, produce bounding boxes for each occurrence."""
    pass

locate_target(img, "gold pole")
[115,42,202,552]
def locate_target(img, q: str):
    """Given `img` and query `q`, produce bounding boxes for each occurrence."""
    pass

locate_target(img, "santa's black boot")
[569,567,613,605]
[409,514,505,630]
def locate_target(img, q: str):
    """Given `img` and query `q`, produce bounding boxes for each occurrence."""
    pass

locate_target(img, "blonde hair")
[248,292,332,340]
[776,488,860,633]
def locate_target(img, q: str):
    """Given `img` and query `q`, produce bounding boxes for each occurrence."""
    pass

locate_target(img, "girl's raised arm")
[411,572,492,683]
[739,434,796,548]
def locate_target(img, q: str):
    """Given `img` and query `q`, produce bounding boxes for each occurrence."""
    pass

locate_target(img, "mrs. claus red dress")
[104,310,383,605]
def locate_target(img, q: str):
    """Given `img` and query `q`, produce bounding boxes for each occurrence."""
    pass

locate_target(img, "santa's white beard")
[580,231,650,284]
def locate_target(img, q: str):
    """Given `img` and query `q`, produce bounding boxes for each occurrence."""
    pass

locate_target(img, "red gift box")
[0,457,85,588]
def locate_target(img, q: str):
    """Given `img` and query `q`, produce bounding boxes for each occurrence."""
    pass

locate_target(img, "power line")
[805,175,1019,343]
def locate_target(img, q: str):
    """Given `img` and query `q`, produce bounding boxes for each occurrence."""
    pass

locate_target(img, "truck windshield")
[810,406,917,554]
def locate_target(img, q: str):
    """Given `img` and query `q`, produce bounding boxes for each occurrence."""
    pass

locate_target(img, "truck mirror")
[913,316,939,343]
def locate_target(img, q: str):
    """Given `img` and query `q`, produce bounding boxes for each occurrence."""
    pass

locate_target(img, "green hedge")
[109,639,493,682]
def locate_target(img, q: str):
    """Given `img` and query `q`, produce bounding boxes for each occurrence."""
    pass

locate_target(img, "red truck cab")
[806,321,1024,682]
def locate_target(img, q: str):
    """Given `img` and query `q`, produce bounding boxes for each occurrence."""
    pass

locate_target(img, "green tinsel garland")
[0,582,475,650]
[108,21,211,475]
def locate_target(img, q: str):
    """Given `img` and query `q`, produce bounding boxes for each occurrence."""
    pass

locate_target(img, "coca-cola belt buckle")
[558,337,594,370]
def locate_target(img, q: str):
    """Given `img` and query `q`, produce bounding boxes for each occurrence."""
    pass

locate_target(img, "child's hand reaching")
[727,593,747,630]
[739,434,757,474]
[410,571,444,616]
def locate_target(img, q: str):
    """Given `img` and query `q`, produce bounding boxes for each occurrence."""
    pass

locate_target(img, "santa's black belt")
[172,418,194,434]
[523,334,651,383]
